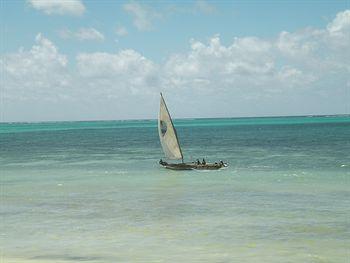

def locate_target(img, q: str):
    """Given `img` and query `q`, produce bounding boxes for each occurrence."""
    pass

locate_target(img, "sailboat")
[158,93,227,170]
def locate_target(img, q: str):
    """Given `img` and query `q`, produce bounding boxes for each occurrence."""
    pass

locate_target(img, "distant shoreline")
[1,113,350,125]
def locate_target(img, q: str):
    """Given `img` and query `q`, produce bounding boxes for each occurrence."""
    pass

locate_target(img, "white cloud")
[327,10,350,33]
[164,35,276,90]
[276,30,315,58]
[2,33,68,87]
[76,50,156,80]
[123,2,161,31]
[1,10,349,121]
[115,25,128,37]
[74,50,159,116]
[75,28,104,41]
[59,28,105,41]
[160,11,349,115]
[27,0,85,16]
[1,34,159,121]
[1,33,70,107]
[325,10,350,49]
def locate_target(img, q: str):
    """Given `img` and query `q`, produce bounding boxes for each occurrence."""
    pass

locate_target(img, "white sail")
[158,93,183,160]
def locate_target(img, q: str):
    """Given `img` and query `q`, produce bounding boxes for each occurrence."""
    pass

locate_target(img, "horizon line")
[1,113,349,124]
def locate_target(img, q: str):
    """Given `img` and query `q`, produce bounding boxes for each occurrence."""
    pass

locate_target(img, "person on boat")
[159,159,168,165]
[202,158,206,165]
[219,160,227,167]
[196,159,201,165]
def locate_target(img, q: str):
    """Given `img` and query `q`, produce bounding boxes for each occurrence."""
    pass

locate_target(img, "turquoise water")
[1,116,349,262]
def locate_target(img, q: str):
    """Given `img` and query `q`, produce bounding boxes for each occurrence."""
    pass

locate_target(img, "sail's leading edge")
[158,93,183,160]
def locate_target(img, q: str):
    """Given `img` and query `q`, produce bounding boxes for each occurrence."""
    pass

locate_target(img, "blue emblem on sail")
[160,120,167,136]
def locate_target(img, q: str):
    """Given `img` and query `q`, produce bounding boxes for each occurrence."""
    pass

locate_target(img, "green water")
[1,116,349,262]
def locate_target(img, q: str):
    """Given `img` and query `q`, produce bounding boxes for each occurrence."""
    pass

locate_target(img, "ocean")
[1,116,349,262]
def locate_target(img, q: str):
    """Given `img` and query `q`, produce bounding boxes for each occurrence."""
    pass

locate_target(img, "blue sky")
[1,0,349,121]
[2,1,348,60]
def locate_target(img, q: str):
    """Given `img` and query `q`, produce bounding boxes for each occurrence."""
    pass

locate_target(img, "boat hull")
[161,162,227,170]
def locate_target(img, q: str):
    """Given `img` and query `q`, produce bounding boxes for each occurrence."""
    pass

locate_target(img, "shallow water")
[1,116,349,262]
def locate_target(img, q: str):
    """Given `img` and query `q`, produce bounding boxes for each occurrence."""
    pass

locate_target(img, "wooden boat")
[158,93,227,170]
[160,162,226,170]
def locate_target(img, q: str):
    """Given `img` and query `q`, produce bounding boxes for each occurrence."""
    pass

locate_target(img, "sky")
[1,0,349,122]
